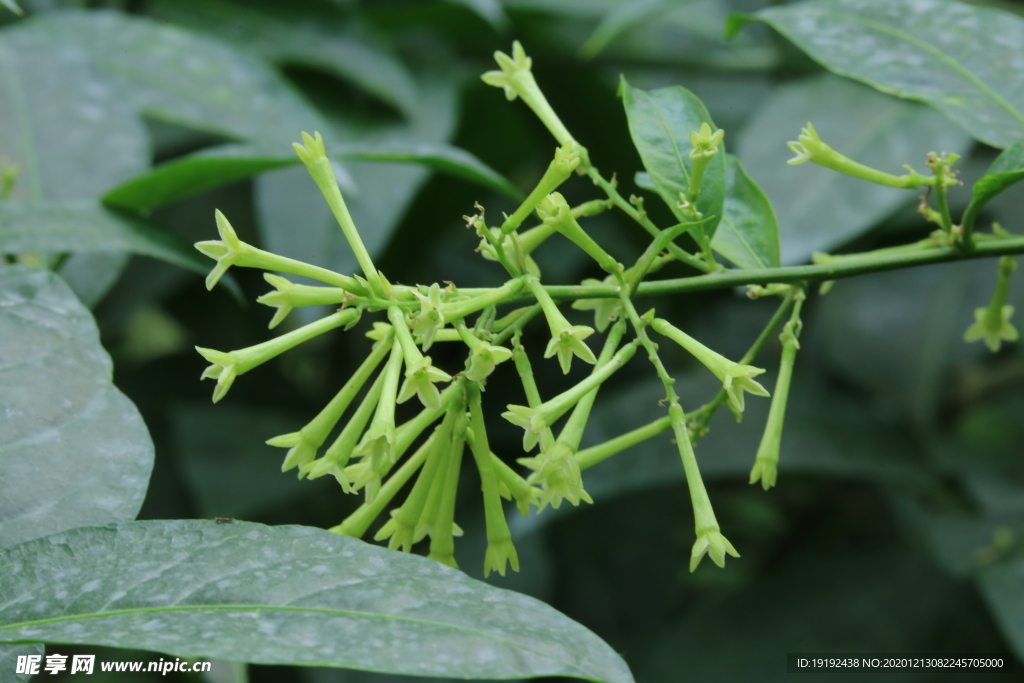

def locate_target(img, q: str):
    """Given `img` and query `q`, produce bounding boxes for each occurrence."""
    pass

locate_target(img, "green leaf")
[964,136,1024,224]
[711,154,780,269]
[0,201,210,275]
[0,521,635,683]
[978,556,1024,661]
[103,142,520,213]
[729,0,1024,149]
[19,10,327,146]
[148,0,420,118]
[620,77,726,238]
[736,73,970,264]
[1,645,42,682]
[1,0,21,16]
[0,266,153,549]
[0,24,149,203]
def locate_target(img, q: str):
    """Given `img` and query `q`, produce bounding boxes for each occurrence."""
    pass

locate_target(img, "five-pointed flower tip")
[484,537,520,578]
[375,512,417,554]
[257,274,295,329]
[748,457,778,491]
[266,432,319,477]
[481,41,532,101]
[464,342,514,382]
[965,305,1018,353]
[544,324,597,374]
[411,283,445,350]
[501,404,542,452]
[194,210,242,291]
[292,131,327,166]
[304,456,354,493]
[690,528,740,572]
[195,346,238,403]
[786,122,820,166]
[398,358,452,411]
[689,122,725,160]
[519,443,593,511]
[721,365,770,414]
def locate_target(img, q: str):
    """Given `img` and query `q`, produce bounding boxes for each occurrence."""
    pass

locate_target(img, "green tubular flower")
[481,41,575,148]
[503,340,638,449]
[500,142,581,235]
[456,324,514,381]
[292,131,383,295]
[535,192,621,274]
[572,277,622,332]
[651,317,768,414]
[518,442,591,510]
[346,383,459,500]
[965,256,1019,352]
[375,407,458,553]
[467,383,520,577]
[257,274,351,329]
[196,308,360,403]
[750,294,804,491]
[518,320,623,509]
[463,429,542,517]
[427,415,467,569]
[505,342,555,452]
[411,283,445,350]
[667,404,739,572]
[195,210,360,291]
[524,276,597,374]
[389,307,452,410]
[304,368,387,490]
[331,433,435,540]
[785,122,932,189]
[351,339,405,492]
[268,332,394,477]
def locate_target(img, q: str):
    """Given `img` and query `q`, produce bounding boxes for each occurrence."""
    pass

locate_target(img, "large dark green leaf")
[0,202,208,275]
[0,521,635,683]
[711,154,780,269]
[736,74,970,264]
[103,142,520,213]
[620,77,726,237]
[148,0,419,118]
[964,137,1024,223]
[0,645,42,683]
[0,24,149,203]
[0,266,153,549]
[18,10,327,146]
[729,0,1024,148]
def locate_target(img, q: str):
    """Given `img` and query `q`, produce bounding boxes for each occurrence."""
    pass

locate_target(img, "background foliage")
[3,0,1024,681]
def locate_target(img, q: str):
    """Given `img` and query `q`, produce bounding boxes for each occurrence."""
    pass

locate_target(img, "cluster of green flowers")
[194,42,1017,576]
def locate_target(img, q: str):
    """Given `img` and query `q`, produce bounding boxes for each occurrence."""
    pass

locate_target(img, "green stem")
[584,165,711,273]
[523,236,1024,301]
